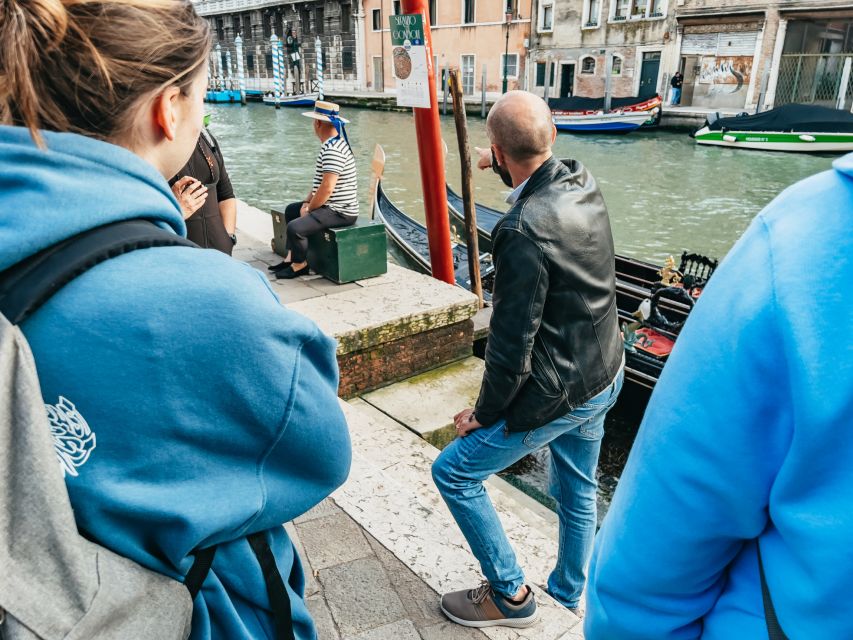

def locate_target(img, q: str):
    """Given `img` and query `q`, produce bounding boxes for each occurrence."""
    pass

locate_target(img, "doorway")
[373,56,384,92]
[638,51,661,98]
[559,63,575,98]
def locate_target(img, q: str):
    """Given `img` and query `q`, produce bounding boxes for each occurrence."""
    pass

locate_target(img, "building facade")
[527,0,678,102]
[674,1,853,111]
[362,0,532,98]
[193,0,366,94]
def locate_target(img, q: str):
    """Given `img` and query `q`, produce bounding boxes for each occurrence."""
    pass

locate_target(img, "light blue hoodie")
[585,154,853,639]
[0,125,351,639]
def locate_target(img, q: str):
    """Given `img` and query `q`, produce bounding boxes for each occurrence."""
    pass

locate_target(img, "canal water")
[209,103,836,521]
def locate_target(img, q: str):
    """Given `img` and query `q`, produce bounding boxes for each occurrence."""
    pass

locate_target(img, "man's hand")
[454,408,484,437]
[171,177,207,219]
[474,147,492,171]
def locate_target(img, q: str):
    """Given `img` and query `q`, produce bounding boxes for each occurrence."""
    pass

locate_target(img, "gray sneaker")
[440,582,539,628]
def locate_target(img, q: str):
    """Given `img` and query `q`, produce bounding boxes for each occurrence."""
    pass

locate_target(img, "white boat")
[552,109,658,133]
[262,93,318,108]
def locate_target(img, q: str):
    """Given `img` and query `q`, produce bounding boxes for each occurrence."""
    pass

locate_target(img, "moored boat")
[551,110,656,133]
[204,89,242,104]
[693,103,853,153]
[549,95,662,133]
[262,93,318,107]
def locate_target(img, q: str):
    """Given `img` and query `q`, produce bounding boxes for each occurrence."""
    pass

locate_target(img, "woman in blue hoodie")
[0,1,350,638]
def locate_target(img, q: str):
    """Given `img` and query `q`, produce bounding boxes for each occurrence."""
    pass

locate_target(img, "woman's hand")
[453,408,484,437]
[171,177,208,219]
[300,202,310,216]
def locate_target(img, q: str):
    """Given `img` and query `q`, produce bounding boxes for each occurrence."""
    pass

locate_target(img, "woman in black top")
[170,127,237,255]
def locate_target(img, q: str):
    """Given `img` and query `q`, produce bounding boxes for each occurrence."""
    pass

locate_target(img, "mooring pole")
[400,0,455,284]
[449,70,483,308]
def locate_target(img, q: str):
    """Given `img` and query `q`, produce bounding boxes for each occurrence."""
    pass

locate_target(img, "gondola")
[375,179,712,393]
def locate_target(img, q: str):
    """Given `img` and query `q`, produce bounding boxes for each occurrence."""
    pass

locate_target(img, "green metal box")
[270,205,388,284]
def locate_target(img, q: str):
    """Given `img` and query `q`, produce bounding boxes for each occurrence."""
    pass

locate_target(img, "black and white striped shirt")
[313,137,358,216]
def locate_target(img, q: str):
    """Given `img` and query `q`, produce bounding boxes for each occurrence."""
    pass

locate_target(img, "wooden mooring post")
[448,70,484,308]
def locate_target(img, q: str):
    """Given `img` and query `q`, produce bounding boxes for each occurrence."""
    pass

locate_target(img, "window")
[613,0,629,20]
[232,16,241,34]
[341,4,351,32]
[301,9,311,35]
[461,55,475,95]
[342,50,354,71]
[584,0,600,27]
[535,62,555,86]
[242,14,252,37]
[265,53,273,72]
[315,8,324,34]
[631,0,647,17]
[393,1,401,15]
[372,8,381,31]
[216,17,224,40]
[463,0,476,24]
[247,53,255,71]
[429,0,437,25]
[505,0,515,14]
[649,0,663,16]
[262,14,271,37]
[540,3,553,31]
[581,56,596,74]
[611,56,622,75]
[501,53,519,79]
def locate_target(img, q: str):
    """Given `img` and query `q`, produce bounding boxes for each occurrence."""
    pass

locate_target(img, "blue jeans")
[671,87,681,105]
[432,368,624,609]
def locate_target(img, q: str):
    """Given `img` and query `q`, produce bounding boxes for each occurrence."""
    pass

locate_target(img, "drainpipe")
[763,18,787,110]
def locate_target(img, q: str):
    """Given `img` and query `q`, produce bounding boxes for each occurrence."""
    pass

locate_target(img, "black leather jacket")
[474,156,624,432]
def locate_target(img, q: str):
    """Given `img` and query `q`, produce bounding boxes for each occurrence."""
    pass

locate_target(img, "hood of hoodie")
[0,125,185,272]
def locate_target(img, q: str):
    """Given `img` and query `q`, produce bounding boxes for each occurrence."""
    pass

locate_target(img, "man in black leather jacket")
[432,91,625,629]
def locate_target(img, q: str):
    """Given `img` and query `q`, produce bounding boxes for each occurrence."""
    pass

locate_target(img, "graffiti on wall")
[699,56,752,92]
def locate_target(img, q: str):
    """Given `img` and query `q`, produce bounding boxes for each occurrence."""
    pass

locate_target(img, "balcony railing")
[612,15,627,21]
[584,20,599,27]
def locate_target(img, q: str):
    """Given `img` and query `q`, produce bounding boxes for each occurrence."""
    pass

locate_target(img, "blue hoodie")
[585,154,853,639]
[0,125,351,639]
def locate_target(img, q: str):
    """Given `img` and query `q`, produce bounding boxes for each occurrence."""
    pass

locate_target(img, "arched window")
[581,56,596,74]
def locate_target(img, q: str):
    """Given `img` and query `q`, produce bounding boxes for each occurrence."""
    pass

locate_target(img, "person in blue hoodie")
[584,153,853,639]
[0,1,350,638]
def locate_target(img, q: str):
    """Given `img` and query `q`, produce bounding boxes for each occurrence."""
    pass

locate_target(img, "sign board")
[389,13,430,108]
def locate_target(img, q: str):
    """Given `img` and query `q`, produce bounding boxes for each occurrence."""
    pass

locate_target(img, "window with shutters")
[393,1,401,15]
[540,3,553,32]
[341,4,351,32]
[463,0,476,24]
[430,0,437,25]
[535,62,556,86]
[372,8,381,31]
[581,56,596,74]
[315,8,324,34]
[342,50,354,71]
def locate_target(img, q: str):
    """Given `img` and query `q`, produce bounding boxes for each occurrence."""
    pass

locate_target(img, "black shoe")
[276,265,311,279]
[268,260,291,272]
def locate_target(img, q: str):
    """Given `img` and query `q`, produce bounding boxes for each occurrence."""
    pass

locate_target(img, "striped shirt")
[313,136,358,216]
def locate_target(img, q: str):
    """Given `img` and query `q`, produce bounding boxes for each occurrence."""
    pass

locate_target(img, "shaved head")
[486,91,555,162]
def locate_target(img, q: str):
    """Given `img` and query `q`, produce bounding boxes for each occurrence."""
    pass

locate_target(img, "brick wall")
[338,320,474,399]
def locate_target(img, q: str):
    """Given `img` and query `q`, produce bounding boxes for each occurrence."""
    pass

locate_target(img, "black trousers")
[284,202,356,263]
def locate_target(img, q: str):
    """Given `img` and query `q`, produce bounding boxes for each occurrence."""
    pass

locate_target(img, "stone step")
[334,399,583,640]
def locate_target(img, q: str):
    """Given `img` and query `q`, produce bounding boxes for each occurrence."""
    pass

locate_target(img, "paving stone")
[307,594,341,640]
[345,619,420,640]
[296,512,373,571]
[319,557,408,637]
[270,280,325,303]
[419,622,490,640]
[284,522,319,598]
[365,535,445,627]
[305,278,364,294]
[294,497,342,524]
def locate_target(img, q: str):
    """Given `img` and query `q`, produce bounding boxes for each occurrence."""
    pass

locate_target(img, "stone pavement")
[288,498,488,640]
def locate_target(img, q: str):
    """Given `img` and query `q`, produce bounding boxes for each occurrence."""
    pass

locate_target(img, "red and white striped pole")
[400,0,455,285]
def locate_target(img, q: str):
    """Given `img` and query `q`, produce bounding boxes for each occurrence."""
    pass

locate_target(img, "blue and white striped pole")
[276,39,285,99]
[315,36,324,100]
[271,33,281,109]
[235,34,246,105]
[225,49,233,93]
[214,43,223,89]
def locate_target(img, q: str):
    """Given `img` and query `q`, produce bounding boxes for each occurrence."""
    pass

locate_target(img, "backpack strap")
[0,219,196,325]
[247,531,295,640]
[758,543,789,640]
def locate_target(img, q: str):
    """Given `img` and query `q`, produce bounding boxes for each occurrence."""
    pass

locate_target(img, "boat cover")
[548,95,656,111]
[706,103,853,133]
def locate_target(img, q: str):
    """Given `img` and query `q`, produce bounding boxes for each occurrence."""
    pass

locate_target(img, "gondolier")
[431,91,625,628]
[270,101,358,279]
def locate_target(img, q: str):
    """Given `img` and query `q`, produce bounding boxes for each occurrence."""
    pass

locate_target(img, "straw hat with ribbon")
[303,100,351,148]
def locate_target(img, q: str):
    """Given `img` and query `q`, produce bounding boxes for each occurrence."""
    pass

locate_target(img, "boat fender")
[723,134,737,143]
[798,134,816,143]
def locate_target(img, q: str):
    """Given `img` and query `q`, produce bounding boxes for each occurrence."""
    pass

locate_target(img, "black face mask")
[491,149,514,189]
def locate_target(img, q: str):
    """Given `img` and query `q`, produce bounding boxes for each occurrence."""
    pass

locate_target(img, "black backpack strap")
[0,219,196,325]
[247,531,295,640]
[184,546,218,600]
[758,543,789,640]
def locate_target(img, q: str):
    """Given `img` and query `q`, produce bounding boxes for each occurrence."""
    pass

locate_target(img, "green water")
[209,102,836,265]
